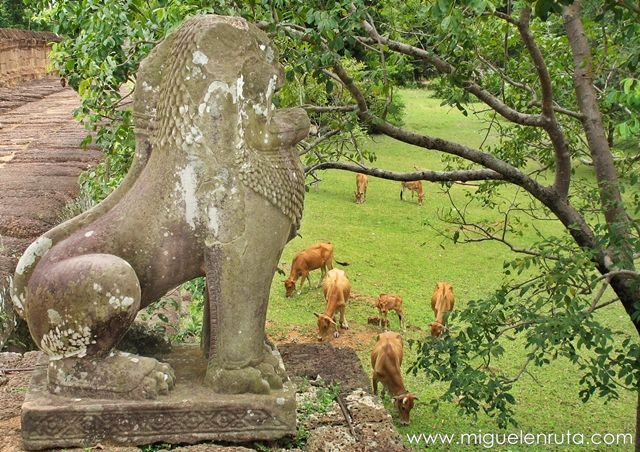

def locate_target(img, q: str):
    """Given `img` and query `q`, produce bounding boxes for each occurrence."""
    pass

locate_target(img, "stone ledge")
[20,345,296,450]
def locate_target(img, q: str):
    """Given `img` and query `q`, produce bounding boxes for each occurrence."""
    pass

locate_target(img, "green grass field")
[266,89,636,451]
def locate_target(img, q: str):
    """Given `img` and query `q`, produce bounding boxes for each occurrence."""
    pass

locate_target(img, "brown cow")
[371,331,417,425]
[430,282,455,337]
[376,293,406,331]
[284,242,334,297]
[314,268,350,341]
[400,181,424,206]
[355,173,368,204]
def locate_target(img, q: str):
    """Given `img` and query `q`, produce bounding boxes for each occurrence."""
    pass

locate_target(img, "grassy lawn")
[266,89,636,450]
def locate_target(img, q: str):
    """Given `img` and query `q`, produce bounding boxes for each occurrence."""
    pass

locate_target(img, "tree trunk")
[562,3,640,447]
[562,0,634,269]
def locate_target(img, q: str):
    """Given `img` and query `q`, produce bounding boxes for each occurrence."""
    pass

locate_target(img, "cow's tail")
[400,187,404,200]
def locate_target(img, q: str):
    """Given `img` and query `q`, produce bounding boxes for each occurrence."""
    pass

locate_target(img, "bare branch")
[590,297,620,312]
[477,54,537,100]
[298,128,342,156]
[304,161,504,182]
[488,10,520,26]
[455,224,552,258]
[302,104,358,112]
[594,269,640,283]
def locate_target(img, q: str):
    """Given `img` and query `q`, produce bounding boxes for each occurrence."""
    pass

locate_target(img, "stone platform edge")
[20,345,296,450]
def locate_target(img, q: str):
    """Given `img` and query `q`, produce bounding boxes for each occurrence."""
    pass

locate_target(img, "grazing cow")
[371,331,418,425]
[430,282,455,337]
[314,268,350,341]
[376,293,406,331]
[400,181,424,206]
[355,173,368,204]
[284,242,334,297]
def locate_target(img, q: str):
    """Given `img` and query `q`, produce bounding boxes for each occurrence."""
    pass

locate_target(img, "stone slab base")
[20,345,296,450]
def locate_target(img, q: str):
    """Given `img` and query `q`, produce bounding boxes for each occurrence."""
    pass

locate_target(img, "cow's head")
[430,321,447,337]
[354,191,364,204]
[314,312,337,341]
[393,392,418,425]
[284,279,296,297]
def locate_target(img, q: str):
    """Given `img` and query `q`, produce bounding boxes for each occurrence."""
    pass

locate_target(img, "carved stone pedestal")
[21,345,296,450]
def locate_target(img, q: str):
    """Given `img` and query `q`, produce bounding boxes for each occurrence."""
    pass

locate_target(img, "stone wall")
[0,28,60,87]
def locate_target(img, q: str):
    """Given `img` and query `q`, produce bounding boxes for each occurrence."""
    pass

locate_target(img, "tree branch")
[304,161,504,182]
[613,0,640,14]
[358,22,547,127]
[517,7,572,201]
[330,59,554,200]
[298,128,342,156]
[301,104,358,112]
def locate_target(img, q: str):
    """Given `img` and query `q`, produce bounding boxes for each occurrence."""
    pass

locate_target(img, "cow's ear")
[314,312,321,318]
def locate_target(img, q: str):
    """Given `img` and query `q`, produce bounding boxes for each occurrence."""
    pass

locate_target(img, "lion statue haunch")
[10,15,309,399]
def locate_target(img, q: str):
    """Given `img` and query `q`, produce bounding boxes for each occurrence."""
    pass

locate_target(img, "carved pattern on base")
[25,407,289,441]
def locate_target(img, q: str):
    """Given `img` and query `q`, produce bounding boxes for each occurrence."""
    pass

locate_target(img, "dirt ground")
[279,343,371,395]
[0,352,44,452]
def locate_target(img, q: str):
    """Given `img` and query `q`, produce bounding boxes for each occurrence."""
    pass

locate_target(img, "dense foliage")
[26,0,640,434]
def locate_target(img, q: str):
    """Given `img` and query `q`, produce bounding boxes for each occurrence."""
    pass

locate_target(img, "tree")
[0,0,48,29]
[25,0,640,445]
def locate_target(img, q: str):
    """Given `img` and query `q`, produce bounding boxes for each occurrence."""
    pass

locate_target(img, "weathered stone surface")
[346,388,393,424]
[169,446,254,452]
[0,29,60,87]
[306,426,358,452]
[300,400,346,431]
[21,345,296,450]
[11,13,309,410]
[355,421,407,452]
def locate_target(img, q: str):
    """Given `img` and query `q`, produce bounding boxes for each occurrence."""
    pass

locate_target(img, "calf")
[314,268,350,341]
[430,282,455,337]
[284,242,334,297]
[371,331,417,425]
[355,173,368,204]
[400,181,424,206]
[376,293,406,331]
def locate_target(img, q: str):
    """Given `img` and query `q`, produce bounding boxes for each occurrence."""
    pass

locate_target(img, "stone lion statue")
[11,15,309,399]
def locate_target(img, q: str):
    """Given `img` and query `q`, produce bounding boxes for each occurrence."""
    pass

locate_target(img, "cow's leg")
[299,270,310,293]
[397,309,406,331]
[25,254,174,399]
[378,308,383,329]
[372,374,379,395]
[203,192,291,394]
[316,267,325,288]
[338,305,349,330]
